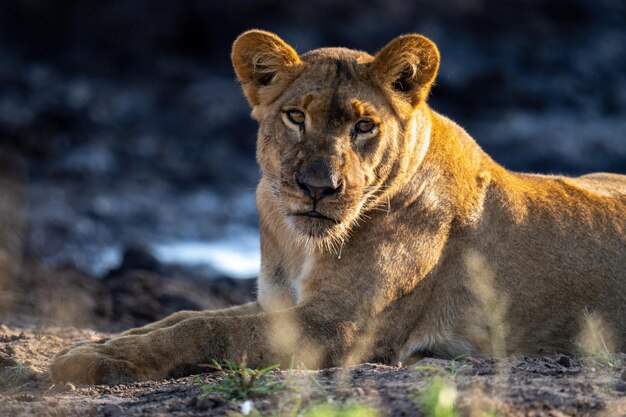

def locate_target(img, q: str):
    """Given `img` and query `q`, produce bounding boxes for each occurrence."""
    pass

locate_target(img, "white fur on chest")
[292,255,315,304]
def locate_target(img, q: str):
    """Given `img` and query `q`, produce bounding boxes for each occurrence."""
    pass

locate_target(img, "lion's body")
[258,106,626,361]
[51,32,626,384]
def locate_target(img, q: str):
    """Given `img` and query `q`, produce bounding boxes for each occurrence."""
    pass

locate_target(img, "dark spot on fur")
[392,66,416,93]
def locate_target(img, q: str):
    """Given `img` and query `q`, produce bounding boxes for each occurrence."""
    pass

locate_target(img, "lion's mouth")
[291,211,339,223]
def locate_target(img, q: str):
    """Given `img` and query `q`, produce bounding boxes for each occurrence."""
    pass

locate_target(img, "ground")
[0,325,624,417]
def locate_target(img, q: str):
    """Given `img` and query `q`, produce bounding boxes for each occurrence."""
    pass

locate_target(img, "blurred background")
[0,0,625,329]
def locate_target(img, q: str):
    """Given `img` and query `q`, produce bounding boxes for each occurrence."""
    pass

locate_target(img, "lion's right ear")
[371,34,440,107]
[232,30,302,107]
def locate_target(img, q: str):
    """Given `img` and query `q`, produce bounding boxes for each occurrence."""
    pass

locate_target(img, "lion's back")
[573,172,626,196]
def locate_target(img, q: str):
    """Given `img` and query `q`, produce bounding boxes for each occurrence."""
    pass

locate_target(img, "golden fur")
[50,30,626,384]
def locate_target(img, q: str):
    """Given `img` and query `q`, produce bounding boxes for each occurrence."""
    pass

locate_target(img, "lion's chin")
[287,214,341,241]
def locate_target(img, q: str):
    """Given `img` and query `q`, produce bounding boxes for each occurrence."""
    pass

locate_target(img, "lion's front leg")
[52,302,262,362]
[50,304,354,384]
[121,301,261,336]
[51,317,231,384]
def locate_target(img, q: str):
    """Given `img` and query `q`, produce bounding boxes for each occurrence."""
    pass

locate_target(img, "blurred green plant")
[303,402,379,417]
[195,359,284,401]
[414,354,470,378]
[478,410,501,417]
[414,355,502,417]
[448,354,470,378]
[235,401,379,417]
[415,377,459,417]
[585,348,623,368]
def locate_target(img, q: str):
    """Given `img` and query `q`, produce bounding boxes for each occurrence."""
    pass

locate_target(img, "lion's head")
[232,31,439,251]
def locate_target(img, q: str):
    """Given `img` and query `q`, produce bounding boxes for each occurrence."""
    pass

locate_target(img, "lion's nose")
[297,179,342,202]
[296,158,342,202]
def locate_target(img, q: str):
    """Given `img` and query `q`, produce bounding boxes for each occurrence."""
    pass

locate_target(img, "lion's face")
[258,58,399,242]
[232,32,439,248]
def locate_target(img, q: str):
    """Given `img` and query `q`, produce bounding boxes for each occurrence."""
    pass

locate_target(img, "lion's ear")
[232,30,302,107]
[371,34,440,106]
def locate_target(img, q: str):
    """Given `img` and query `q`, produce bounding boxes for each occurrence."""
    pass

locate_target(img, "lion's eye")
[286,110,306,125]
[355,120,376,134]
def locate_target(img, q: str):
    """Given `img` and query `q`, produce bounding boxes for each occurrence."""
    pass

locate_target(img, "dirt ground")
[0,325,624,417]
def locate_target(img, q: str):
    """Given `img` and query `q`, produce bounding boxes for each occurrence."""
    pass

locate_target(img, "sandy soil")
[0,325,624,417]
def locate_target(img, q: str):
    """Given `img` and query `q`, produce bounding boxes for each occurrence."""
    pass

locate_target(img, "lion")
[50,30,626,384]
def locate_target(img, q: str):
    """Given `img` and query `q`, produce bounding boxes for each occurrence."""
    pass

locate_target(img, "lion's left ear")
[371,34,440,106]
[232,30,302,107]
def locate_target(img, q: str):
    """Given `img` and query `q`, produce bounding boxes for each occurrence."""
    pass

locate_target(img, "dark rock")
[557,355,571,368]
[106,245,164,278]
[103,270,256,329]
[189,395,225,411]
[0,149,26,310]
[101,403,124,417]
[14,261,114,329]
[205,276,257,306]
[0,248,255,332]
[0,352,18,368]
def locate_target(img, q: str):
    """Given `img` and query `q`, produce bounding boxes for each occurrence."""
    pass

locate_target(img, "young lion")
[51,31,626,384]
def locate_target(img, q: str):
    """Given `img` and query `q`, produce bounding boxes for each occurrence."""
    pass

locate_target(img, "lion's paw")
[50,344,139,385]
[54,338,109,358]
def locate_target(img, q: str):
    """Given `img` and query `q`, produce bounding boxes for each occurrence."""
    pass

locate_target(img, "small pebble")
[557,356,571,368]
[240,400,253,415]
[15,393,36,402]
[101,403,124,417]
